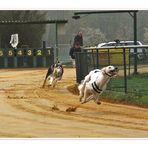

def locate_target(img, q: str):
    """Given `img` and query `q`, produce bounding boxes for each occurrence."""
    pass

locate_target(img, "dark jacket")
[69,47,81,59]
[74,35,83,46]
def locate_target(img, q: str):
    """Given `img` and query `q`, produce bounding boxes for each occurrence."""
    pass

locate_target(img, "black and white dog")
[78,65,119,104]
[42,61,64,88]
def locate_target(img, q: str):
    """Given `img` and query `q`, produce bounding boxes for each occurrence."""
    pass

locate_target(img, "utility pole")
[55,22,58,61]
[133,11,138,74]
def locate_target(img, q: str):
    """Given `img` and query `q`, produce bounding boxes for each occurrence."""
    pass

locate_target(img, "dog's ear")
[101,67,106,74]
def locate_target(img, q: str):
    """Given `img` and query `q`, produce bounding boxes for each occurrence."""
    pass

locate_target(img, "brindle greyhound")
[42,61,64,88]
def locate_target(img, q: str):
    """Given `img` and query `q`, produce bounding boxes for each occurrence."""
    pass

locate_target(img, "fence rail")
[84,45,148,49]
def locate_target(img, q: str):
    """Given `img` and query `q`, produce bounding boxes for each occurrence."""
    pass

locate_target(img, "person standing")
[69,42,82,67]
[73,31,83,47]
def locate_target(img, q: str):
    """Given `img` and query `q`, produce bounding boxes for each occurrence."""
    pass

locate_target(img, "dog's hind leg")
[78,74,91,100]
[78,84,85,101]
[80,87,92,104]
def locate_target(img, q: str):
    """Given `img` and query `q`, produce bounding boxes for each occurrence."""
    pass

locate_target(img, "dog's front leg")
[49,77,53,86]
[94,96,101,105]
[52,78,58,88]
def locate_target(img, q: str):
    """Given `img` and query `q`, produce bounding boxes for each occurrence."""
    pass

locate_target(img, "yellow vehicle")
[87,46,129,65]
[97,40,145,63]
[98,48,129,65]
[88,40,145,65]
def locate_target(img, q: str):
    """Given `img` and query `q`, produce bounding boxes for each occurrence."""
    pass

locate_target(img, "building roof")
[0,19,68,25]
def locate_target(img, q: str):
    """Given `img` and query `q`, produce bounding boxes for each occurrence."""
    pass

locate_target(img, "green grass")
[102,91,148,108]
[103,73,148,108]
[127,73,148,95]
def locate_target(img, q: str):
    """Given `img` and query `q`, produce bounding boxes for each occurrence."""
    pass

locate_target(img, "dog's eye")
[109,66,111,69]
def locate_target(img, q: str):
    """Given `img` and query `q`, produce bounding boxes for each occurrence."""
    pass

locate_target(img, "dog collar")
[104,71,112,77]
[92,82,102,94]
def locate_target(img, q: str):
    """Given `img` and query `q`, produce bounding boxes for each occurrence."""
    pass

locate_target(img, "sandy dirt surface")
[0,68,148,138]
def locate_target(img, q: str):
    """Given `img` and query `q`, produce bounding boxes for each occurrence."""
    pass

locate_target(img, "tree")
[0,10,48,48]
[80,27,106,46]
[143,27,148,44]
[114,22,133,41]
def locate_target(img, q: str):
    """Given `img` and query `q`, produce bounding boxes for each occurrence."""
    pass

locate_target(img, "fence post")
[96,48,99,68]
[128,48,131,76]
[4,56,8,68]
[55,23,58,60]
[107,48,110,65]
[75,52,81,83]
[123,48,127,93]
[14,56,17,68]
[91,49,95,69]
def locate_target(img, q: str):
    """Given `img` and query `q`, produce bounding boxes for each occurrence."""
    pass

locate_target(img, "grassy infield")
[102,73,148,108]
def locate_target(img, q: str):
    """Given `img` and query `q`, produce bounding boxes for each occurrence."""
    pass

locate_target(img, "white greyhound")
[78,65,119,104]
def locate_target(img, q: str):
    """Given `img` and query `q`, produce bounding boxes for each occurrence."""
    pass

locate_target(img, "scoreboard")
[26,49,33,56]
[7,49,15,56]
[0,48,54,68]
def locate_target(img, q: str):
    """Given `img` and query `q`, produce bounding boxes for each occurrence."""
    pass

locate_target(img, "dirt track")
[0,68,148,138]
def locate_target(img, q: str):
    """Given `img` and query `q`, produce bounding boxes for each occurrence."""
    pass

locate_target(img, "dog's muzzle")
[104,67,119,77]
[109,67,119,76]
